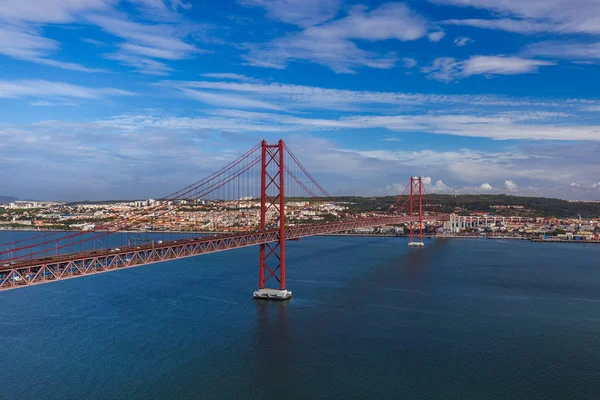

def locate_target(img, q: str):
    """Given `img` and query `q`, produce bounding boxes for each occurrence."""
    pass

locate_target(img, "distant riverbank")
[2,228,596,244]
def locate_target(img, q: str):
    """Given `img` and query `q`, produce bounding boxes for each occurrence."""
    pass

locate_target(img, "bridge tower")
[408,176,425,248]
[253,139,292,300]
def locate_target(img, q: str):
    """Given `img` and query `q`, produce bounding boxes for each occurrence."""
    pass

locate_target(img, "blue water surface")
[0,234,599,400]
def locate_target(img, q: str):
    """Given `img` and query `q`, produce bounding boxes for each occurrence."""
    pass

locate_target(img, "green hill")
[329,194,600,219]
[0,196,17,205]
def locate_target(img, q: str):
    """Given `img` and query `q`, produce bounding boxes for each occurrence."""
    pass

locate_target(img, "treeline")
[331,194,600,218]
[0,196,18,204]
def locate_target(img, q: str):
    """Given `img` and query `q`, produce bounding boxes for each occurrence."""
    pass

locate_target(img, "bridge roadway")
[0,215,445,291]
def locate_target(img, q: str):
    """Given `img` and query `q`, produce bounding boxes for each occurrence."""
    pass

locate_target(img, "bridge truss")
[0,139,448,296]
[0,215,441,292]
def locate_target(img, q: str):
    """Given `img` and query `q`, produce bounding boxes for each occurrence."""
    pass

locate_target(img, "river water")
[0,233,599,399]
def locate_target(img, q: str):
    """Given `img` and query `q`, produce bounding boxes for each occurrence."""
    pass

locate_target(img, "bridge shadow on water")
[252,300,295,395]
[242,238,459,400]
[238,237,599,400]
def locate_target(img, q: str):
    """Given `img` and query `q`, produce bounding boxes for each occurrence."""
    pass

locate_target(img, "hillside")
[0,196,17,204]
[38,194,600,219]
[331,194,600,219]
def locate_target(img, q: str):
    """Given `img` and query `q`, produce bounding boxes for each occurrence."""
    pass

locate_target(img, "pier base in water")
[408,242,425,248]
[253,288,293,301]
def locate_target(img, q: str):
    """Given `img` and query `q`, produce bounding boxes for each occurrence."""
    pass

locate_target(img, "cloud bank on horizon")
[1,0,600,201]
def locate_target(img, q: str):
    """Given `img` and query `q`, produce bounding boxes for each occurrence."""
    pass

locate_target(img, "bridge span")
[0,215,444,292]
[0,140,448,299]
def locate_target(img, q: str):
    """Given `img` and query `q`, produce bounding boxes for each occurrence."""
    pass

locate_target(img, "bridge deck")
[0,216,445,291]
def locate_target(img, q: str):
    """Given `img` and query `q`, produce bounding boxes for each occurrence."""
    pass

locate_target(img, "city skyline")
[2,0,600,201]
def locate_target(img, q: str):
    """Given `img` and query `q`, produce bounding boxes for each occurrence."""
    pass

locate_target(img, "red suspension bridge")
[0,140,448,299]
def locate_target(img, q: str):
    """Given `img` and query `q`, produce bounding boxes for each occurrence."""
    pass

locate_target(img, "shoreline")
[0,228,230,235]
[1,229,597,244]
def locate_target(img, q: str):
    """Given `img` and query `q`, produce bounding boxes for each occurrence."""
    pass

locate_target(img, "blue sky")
[1,0,600,201]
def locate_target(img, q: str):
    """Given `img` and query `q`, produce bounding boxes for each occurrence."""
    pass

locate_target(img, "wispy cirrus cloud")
[49,106,598,142]
[178,88,286,111]
[30,100,78,107]
[442,18,562,35]
[434,0,600,67]
[239,0,342,27]
[524,40,600,62]
[289,137,600,198]
[160,78,580,111]
[0,0,114,72]
[0,22,108,72]
[243,3,440,73]
[151,77,600,142]
[432,0,600,36]
[4,114,600,199]
[87,13,209,75]
[0,79,134,100]
[422,56,556,82]
[0,0,111,23]
[453,37,473,47]
[201,73,261,83]
[0,0,207,75]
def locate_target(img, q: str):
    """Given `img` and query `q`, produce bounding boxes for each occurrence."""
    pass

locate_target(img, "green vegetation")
[0,208,42,215]
[423,194,600,218]
[304,194,600,218]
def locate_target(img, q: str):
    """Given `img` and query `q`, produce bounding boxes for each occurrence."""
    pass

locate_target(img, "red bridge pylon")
[408,176,425,248]
[253,139,292,300]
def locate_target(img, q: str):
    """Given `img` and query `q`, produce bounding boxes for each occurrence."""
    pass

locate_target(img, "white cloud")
[453,37,473,46]
[88,14,207,74]
[154,78,600,141]
[119,42,191,60]
[30,100,78,107]
[463,56,555,75]
[179,88,286,110]
[34,57,108,73]
[201,73,260,82]
[162,79,573,111]
[480,183,492,190]
[570,182,581,187]
[0,0,111,24]
[443,18,561,35]
[201,108,600,141]
[0,23,106,72]
[418,176,448,193]
[239,0,342,27]
[432,0,600,36]
[0,1,204,75]
[504,180,518,191]
[81,37,107,46]
[130,0,192,15]
[402,57,418,68]
[0,23,58,59]
[421,57,463,82]
[428,31,446,42]
[244,3,435,73]
[88,15,200,58]
[423,56,556,82]
[4,116,600,200]
[432,179,448,192]
[0,80,134,100]
[525,41,600,62]
[105,52,173,76]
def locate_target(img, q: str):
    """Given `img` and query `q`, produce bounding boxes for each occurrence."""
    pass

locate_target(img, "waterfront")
[0,234,599,400]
